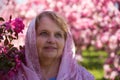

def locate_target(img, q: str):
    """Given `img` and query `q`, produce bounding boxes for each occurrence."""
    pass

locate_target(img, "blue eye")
[55,33,63,38]
[40,32,48,37]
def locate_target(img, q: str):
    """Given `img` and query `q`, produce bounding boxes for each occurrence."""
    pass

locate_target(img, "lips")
[43,46,57,51]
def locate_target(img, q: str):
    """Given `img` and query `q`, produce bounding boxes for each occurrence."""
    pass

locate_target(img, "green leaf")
[8,35,14,42]
[4,37,9,46]
[11,47,18,51]
[0,17,5,21]
[15,32,18,39]
[10,15,12,21]
[8,44,14,49]
[0,28,4,34]
[0,35,3,40]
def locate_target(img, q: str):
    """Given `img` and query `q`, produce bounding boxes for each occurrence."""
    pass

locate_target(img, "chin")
[43,53,56,57]
[44,53,61,59]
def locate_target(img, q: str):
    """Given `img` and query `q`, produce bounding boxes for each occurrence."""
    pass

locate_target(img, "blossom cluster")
[44,0,120,79]
[0,0,120,79]
[0,16,25,78]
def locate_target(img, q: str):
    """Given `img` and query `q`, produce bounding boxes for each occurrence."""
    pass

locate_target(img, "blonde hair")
[35,11,68,39]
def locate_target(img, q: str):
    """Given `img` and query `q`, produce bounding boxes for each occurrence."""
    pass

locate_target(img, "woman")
[12,11,94,80]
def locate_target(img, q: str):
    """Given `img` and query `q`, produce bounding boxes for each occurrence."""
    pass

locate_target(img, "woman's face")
[36,16,65,60]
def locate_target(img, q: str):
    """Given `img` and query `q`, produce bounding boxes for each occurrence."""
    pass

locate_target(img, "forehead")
[37,17,64,32]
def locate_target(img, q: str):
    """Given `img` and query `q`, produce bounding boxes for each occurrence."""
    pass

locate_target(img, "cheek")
[36,36,45,47]
[36,38,43,53]
[59,40,65,52]
[61,42,65,50]
[62,39,65,47]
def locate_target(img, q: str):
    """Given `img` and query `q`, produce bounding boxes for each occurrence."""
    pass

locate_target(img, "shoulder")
[77,65,95,80]
[3,63,39,80]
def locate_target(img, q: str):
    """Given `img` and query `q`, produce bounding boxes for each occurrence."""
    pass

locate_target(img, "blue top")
[49,77,56,80]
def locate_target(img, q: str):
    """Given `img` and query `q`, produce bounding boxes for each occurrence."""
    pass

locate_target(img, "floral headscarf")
[15,12,94,80]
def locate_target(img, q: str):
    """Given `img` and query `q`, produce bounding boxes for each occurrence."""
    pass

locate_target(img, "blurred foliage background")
[0,0,120,80]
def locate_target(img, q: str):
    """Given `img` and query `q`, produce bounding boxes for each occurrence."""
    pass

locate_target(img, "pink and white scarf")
[12,18,94,80]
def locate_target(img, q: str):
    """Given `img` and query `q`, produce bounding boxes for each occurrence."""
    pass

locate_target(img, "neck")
[39,58,61,80]
[40,57,61,67]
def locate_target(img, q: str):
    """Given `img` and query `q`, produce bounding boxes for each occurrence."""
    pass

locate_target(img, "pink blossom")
[4,22,11,30]
[11,18,25,33]
[101,33,109,44]
[8,71,15,78]
[95,40,103,49]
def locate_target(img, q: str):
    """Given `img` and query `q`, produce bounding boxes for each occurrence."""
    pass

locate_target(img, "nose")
[47,36,56,44]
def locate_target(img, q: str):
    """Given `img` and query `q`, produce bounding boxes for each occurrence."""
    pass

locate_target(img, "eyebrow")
[56,31,64,35]
[38,28,64,33]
